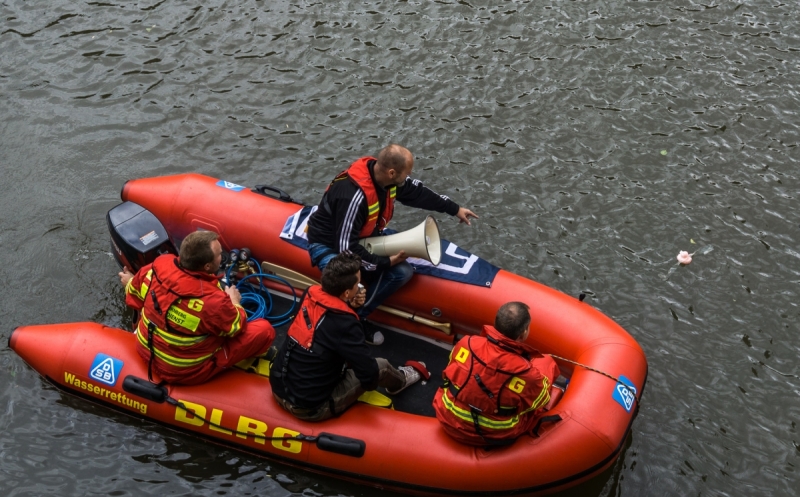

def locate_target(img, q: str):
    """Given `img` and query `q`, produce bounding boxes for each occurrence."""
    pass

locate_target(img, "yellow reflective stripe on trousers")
[140,313,208,346]
[441,390,521,430]
[135,329,215,367]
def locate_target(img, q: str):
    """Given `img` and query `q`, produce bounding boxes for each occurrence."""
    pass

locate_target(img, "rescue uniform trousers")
[156,318,274,386]
[273,358,405,422]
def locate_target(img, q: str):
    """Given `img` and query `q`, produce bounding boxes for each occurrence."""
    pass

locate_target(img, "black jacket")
[270,309,378,409]
[307,160,460,271]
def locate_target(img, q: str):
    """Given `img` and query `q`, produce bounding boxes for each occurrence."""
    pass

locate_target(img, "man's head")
[494,302,531,341]
[179,231,222,274]
[374,144,413,188]
[321,253,362,299]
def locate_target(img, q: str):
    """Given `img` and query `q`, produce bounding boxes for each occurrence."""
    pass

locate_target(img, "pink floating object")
[677,251,692,265]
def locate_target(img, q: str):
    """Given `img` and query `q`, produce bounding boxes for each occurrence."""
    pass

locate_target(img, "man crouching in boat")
[118,231,275,385]
[433,302,560,446]
[270,253,428,421]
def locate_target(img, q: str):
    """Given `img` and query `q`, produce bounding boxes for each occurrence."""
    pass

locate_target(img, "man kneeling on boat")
[433,302,560,446]
[118,231,275,385]
[270,253,428,422]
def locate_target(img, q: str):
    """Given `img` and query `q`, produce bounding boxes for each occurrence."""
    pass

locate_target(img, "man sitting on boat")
[118,231,275,385]
[270,253,428,421]
[433,302,560,446]
[306,143,478,345]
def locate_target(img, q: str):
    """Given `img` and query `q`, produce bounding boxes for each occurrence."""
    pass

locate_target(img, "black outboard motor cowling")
[107,201,177,273]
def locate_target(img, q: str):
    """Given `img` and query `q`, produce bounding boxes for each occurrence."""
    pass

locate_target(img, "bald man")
[306,144,478,344]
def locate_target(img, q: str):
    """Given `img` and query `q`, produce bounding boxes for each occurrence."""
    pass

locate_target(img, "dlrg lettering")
[175,400,303,454]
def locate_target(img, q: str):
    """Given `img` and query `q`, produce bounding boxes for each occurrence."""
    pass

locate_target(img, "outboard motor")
[107,202,177,273]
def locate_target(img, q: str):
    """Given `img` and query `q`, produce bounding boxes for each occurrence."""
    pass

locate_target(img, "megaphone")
[359,216,441,265]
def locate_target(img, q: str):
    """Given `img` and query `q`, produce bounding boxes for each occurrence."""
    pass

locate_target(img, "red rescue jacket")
[125,255,246,382]
[286,285,358,350]
[433,326,560,446]
[329,157,396,237]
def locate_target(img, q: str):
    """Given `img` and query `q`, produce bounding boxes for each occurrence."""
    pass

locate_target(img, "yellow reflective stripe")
[166,306,201,332]
[520,376,551,415]
[532,377,551,409]
[389,186,396,198]
[441,390,520,430]
[224,306,243,336]
[135,329,215,367]
[127,269,152,300]
[533,376,551,409]
[140,313,208,346]
[367,202,379,214]
[125,279,144,300]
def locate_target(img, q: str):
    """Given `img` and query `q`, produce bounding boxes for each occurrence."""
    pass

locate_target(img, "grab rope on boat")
[549,354,641,406]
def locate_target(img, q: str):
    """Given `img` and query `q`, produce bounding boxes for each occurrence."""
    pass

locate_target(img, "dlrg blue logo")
[215,180,246,192]
[612,375,637,412]
[89,353,124,386]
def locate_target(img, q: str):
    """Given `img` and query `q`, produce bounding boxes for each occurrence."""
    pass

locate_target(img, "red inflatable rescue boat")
[10,173,648,495]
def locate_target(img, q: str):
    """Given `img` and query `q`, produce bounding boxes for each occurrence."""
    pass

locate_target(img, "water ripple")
[2,0,800,496]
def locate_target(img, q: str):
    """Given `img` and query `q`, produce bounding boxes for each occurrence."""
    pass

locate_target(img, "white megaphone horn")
[359,216,441,265]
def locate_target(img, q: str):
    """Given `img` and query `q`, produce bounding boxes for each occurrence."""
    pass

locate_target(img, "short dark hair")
[494,302,531,340]
[179,231,219,271]
[376,144,411,173]
[321,253,361,296]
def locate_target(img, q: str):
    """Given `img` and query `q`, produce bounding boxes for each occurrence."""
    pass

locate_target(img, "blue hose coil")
[231,267,299,327]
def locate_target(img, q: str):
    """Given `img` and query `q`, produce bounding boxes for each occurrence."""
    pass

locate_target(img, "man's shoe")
[255,345,278,361]
[361,319,385,345]
[386,361,428,395]
[365,329,385,346]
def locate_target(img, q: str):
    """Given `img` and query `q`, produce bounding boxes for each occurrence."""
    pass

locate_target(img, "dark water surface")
[2,1,799,495]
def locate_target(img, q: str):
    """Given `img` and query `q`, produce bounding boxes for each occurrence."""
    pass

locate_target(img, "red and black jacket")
[269,285,379,409]
[307,157,460,271]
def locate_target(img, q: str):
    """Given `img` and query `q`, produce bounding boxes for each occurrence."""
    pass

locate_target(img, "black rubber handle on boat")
[315,432,366,458]
[123,375,168,403]
[253,184,295,203]
[531,414,561,438]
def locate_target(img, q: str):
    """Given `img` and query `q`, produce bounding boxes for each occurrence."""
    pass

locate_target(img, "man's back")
[433,328,559,446]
